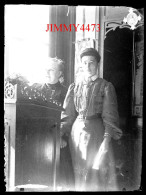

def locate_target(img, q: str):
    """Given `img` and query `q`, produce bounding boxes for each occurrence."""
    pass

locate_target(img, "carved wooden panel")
[4,82,63,191]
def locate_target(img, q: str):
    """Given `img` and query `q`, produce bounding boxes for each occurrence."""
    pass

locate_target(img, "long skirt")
[69,117,119,191]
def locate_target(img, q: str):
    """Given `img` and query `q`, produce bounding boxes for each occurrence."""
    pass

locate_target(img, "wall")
[48,5,76,87]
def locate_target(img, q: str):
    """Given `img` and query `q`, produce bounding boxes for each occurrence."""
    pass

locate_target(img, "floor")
[59,130,142,192]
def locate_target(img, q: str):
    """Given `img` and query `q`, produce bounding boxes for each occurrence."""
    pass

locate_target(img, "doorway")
[104,27,133,132]
[104,27,140,190]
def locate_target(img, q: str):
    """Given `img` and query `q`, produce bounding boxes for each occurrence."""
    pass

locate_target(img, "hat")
[80,48,101,63]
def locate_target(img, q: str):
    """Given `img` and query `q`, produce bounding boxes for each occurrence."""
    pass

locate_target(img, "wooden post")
[53,122,60,191]
[98,6,105,78]
[4,101,17,191]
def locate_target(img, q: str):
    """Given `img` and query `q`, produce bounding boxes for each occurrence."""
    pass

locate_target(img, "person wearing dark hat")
[60,48,123,191]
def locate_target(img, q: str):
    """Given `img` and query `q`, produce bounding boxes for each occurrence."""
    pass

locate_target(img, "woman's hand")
[60,137,67,148]
[98,136,111,155]
[92,136,111,170]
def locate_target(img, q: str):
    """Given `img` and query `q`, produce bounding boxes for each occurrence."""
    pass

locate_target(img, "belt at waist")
[77,113,101,120]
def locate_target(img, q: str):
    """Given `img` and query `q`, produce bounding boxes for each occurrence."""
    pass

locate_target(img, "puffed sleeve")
[102,82,122,140]
[60,83,78,137]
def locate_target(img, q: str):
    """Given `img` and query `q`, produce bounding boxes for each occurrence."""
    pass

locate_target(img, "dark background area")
[104,27,142,191]
[104,27,133,130]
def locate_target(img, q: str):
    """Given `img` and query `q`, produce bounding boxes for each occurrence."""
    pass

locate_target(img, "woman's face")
[81,55,98,77]
[45,63,61,84]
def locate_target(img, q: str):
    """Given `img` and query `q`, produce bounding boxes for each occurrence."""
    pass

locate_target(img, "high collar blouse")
[61,77,122,140]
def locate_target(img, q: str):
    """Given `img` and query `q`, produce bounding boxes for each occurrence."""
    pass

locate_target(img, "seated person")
[32,57,67,106]
[32,57,74,190]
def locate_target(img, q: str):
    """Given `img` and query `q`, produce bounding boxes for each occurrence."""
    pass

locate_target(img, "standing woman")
[60,48,123,191]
